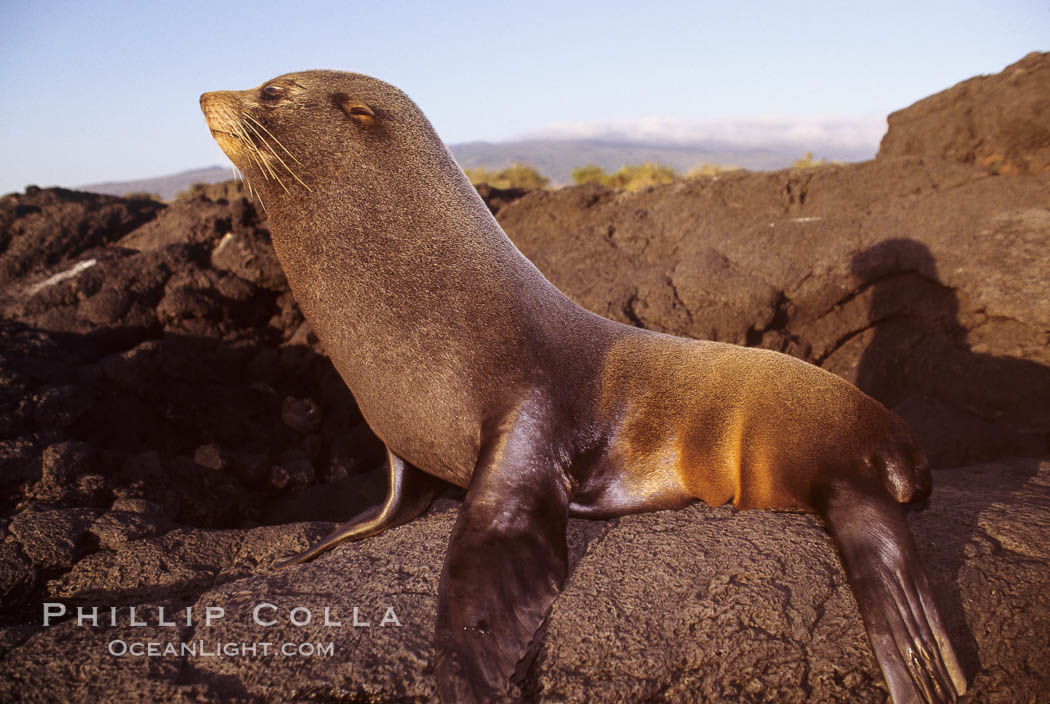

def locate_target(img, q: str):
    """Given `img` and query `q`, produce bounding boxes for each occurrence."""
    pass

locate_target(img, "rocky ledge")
[1,53,1048,702]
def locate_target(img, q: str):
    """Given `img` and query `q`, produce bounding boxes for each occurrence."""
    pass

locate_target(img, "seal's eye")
[338,99,376,123]
[261,85,286,100]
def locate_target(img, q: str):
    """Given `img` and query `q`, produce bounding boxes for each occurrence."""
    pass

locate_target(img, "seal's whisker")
[240,168,255,201]
[274,155,312,191]
[233,164,250,195]
[221,157,262,210]
[258,154,290,193]
[231,123,275,181]
[244,113,304,165]
[241,147,268,179]
[229,120,255,149]
[242,123,294,194]
[223,116,288,195]
[244,147,278,195]
[240,164,265,211]
[244,133,286,189]
[242,117,311,191]
[241,130,283,188]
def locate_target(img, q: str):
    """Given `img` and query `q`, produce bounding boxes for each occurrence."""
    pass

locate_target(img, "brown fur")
[202,71,965,704]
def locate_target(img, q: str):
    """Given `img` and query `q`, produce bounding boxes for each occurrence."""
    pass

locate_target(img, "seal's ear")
[338,98,375,124]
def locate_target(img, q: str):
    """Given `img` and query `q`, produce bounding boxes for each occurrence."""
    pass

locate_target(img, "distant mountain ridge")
[80,166,235,200]
[77,138,857,200]
[450,139,804,183]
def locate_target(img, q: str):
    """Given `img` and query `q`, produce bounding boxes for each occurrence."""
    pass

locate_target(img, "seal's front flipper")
[273,447,439,568]
[435,415,572,702]
[819,482,966,704]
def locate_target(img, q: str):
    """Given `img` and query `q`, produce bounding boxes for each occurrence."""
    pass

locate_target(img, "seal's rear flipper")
[435,417,571,702]
[272,448,438,568]
[819,481,966,704]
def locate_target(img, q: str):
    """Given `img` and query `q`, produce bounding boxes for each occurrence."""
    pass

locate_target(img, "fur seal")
[200,71,967,703]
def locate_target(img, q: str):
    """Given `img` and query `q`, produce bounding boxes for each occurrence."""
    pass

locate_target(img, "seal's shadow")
[849,238,1050,467]
[849,238,1049,679]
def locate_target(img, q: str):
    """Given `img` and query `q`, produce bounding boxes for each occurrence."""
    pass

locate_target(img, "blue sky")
[2,0,1047,194]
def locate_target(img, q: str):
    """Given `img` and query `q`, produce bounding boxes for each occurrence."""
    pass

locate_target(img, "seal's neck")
[265,138,581,371]
[271,140,515,287]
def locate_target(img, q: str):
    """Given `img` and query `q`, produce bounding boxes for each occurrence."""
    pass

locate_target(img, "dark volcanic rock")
[1,57,1049,702]
[0,187,164,288]
[0,462,1046,702]
[538,459,1050,703]
[473,183,532,215]
[497,159,1050,467]
[8,507,100,571]
[0,186,383,630]
[88,510,173,551]
[879,51,1050,174]
[118,191,287,291]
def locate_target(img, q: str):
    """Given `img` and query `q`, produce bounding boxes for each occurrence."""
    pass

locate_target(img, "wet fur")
[201,71,966,703]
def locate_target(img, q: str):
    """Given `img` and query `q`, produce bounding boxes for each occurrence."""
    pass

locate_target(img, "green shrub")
[607,163,678,191]
[464,163,549,189]
[792,152,827,168]
[685,163,739,178]
[571,165,610,185]
[572,162,680,191]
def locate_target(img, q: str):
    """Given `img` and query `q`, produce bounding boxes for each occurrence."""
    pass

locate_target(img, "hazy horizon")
[2,1,1047,195]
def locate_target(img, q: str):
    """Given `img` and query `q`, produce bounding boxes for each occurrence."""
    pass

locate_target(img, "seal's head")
[199,71,455,208]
